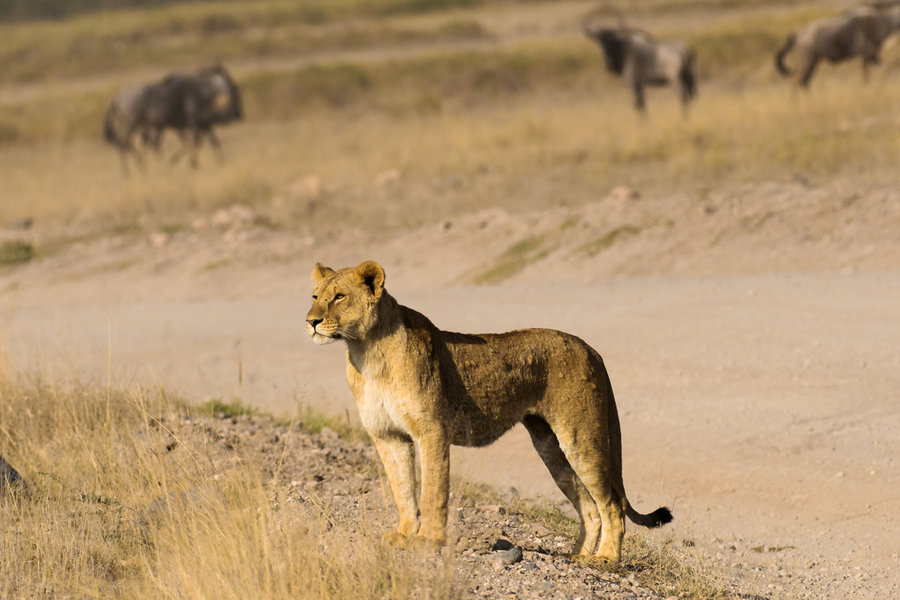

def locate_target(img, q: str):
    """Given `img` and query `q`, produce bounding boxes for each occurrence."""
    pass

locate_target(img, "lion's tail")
[602,370,674,529]
[626,503,673,528]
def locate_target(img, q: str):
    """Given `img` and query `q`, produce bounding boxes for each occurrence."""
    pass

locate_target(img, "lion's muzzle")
[306,317,339,345]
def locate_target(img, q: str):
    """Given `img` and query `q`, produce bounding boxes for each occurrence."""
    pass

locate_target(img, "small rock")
[491,546,523,568]
[608,185,640,202]
[150,232,168,247]
[211,204,254,229]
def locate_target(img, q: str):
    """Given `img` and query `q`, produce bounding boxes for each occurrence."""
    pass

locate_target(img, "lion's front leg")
[372,435,419,546]
[412,431,450,552]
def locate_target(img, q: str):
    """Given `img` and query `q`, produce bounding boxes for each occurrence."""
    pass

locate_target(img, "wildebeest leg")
[678,85,691,119]
[205,128,225,164]
[861,49,880,83]
[142,127,164,158]
[678,66,696,119]
[632,81,646,113]
[119,130,145,176]
[168,129,201,167]
[799,56,819,88]
[168,131,189,165]
[188,129,201,168]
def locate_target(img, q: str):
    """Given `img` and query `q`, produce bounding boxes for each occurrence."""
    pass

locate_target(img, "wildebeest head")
[586,27,628,75]
[199,64,243,123]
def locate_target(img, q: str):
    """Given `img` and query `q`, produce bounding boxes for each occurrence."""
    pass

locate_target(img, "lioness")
[305,261,672,561]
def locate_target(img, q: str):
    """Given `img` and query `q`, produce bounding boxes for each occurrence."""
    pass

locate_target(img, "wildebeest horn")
[582,4,628,35]
[581,4,608,35]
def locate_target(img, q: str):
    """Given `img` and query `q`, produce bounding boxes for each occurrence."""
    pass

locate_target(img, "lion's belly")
[447,378,544,448]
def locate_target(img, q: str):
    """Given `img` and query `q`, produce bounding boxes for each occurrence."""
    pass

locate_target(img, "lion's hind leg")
[523,415,601,556]
[551,415,626,562]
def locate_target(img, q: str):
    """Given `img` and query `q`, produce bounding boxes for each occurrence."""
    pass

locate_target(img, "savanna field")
[2,1,900,599]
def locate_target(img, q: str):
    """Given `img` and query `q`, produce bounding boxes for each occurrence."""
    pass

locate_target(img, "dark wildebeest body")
[104,65,242,172]
[584,22,696,113]
[775,2,900,87]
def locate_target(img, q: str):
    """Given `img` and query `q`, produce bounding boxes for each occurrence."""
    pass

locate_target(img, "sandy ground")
[2,179,899,599]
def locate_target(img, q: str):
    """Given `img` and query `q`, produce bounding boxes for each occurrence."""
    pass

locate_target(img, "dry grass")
[4,69,899,241]
[0,366,460,599]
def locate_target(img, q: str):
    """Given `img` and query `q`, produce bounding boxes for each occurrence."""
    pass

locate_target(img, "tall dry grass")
[0,365,458,599]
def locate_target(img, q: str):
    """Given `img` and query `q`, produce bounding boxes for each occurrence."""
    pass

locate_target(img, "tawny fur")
[305,261,672,561]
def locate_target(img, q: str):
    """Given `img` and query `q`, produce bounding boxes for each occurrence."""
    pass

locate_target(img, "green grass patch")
[473,234,551,284]
[0,240,35,265]
[197,398,368,442]
[579,224,641,257]
[295,404,369,443]
[159,222,188,236]
[196,397,259,419]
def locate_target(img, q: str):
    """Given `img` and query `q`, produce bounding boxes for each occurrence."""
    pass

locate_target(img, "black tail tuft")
[646,506,673,528]
[627,504,673,528]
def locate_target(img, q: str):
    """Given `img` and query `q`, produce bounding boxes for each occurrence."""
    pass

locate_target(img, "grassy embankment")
[1,0,898,238]
[0,363,730,599]
[0,365,457,599]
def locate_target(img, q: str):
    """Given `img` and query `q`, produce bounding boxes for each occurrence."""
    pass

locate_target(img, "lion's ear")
[311,263,335,283]
[355,261,385,299]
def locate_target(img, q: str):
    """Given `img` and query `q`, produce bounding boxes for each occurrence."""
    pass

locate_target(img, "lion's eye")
[333,294,345,303]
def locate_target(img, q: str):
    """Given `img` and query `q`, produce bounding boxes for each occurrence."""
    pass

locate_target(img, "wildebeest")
[775,2,900,88]
[583,14,697,113]
[103,64,243,172]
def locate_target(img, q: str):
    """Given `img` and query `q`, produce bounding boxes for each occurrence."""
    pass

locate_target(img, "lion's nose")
[306,318,322,329]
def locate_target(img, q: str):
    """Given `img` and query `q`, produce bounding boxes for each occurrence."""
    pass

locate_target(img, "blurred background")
[2,0,898,240]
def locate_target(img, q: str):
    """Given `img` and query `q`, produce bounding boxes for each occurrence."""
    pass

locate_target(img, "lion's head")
[305,261,386,345]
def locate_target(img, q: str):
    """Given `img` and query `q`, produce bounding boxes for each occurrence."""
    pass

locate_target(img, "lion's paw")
[570,554,624,573]
[409,534,444,554]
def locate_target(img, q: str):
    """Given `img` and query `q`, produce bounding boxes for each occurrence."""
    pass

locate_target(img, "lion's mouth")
[309,328,339,345]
